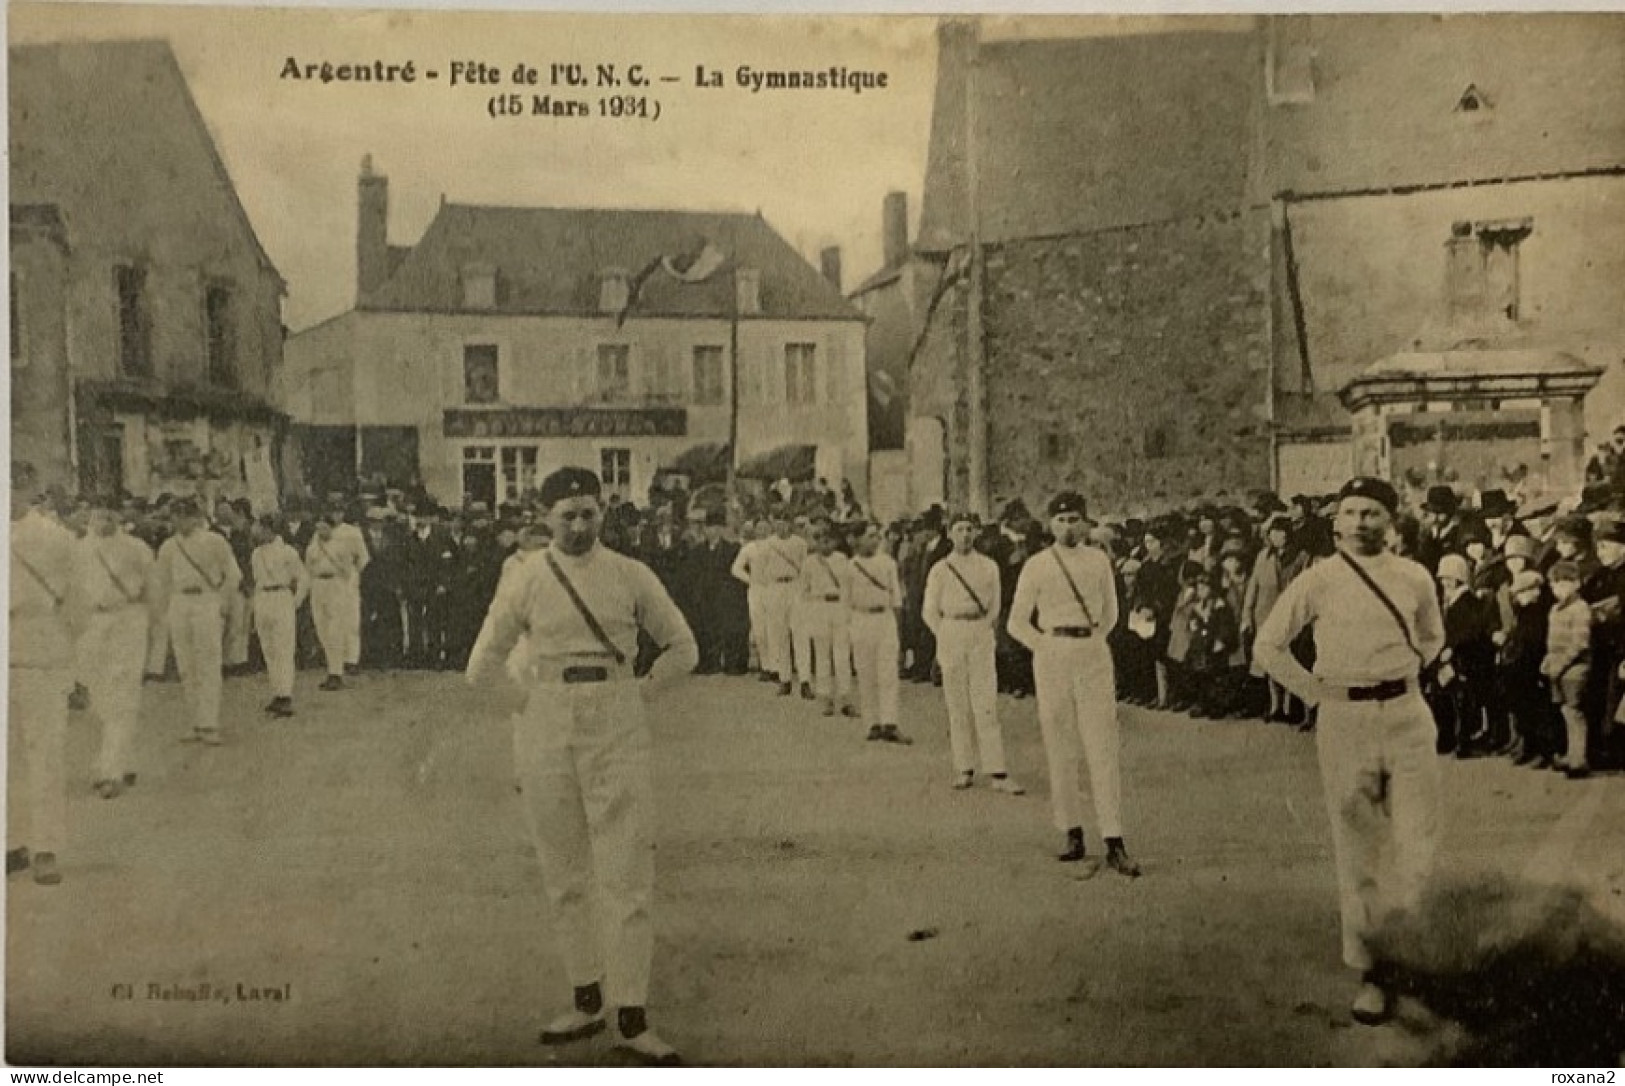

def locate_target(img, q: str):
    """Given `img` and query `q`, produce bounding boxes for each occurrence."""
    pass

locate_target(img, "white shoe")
[951,772,975,790]
[1350,981,1394,1026]
[616,1024,681,1066]
[539,1009,605,1045]
[990,776,1025,795]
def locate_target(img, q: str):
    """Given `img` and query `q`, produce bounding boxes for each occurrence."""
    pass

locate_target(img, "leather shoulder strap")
[1050,547,1097,627]
[1336,552,1425,665]
[543,551,627,665]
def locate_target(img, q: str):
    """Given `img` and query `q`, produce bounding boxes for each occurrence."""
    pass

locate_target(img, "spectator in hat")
[690,509,749,675]
[1428,553,1497,757]
[1185,571,1242,720]
[1243,515,1309,723]
[1416,485,1480,574]
[1479,489,1527,554]
[1499,568,1554,768]
[1580,515,1625,772]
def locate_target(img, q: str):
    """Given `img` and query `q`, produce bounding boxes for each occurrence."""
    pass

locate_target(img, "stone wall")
[982,210,1275,515]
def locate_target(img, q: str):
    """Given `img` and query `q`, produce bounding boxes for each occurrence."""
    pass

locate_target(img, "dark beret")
[1596,515,1625,546]
[171,497,203,519]
[1337,477,1400,515]
[1048,491,1088,518]
[538,467,602,508]
[948,509,980,528]
[705,508,728,526]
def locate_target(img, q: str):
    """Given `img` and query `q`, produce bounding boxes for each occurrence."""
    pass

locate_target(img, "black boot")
[1057,827,1087,862]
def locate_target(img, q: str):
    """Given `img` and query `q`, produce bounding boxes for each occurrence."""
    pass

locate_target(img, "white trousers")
[789,596,814,686]
[145,606,171,676]
[758,583,796,683]
[747,586,766,666]
[223,590,251,668]
[1315,692,1441,972]
[82,606,148,780]
[804,601,851,700]
[343,579,363,667]
[1032,637,1123,837]
[938,621,1006,776]
[253,592,297,699]
[310,579,348,678]
[512,679,655,1008]
[9,664,71,854]
[849,611,900,726]
[169,596,224,737]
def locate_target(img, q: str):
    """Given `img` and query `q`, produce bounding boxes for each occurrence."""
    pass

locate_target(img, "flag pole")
[726,258,740,501]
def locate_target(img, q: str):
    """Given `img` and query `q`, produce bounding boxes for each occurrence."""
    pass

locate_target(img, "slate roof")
[9,39,283,287]
[360,204,861,321]
[917,29,1260,253]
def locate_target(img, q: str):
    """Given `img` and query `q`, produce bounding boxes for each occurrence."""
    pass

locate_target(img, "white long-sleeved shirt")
[845,552,903,612]
[155,528,242,600]
[1007,544,1118,652]
[331,522,371,579]
[924,551,1001,635]
[750,534,806,584]
[251,540,309,610]
[1253,549,1444,705]
[76,531,156,614]
[305,535,355,581]
[11,510,78,668]
[800,550,849,604]
[467,542,697,690]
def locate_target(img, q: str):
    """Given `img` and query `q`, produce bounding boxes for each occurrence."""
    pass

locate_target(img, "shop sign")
[444,406,687,439]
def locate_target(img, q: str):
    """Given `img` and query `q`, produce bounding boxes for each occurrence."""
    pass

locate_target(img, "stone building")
[283,159,868,508]
[903,15,1625,515]
[9,40,289,507]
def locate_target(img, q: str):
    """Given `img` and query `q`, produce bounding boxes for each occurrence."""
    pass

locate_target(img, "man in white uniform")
[1008,491,1140,877]
[924,512,1022,794]
[845,522,909,744]
[754,512,806,697]
[153,499,242,746]
[1254,477,1445,1026]
[798,520,852,717]
[729,519,776,682]
[467,467,696,1066]
[250,515,309,718]
[332,505,371,674]
[9,466,78,884]
[306,513,355,691]
[75,499,155,798]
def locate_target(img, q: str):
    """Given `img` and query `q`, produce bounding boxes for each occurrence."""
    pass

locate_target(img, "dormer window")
[1455,84,1491,113]
[599,269,629,315]
[735,267,760,316]
[461,263,497,310]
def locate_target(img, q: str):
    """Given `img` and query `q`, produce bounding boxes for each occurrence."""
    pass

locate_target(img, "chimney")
[882,191,909,269]
[819,246,843,292]
[735,267,761,316]
[357,155,390,302]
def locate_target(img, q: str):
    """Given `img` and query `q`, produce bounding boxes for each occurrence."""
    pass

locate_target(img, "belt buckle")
[562,665,608,684]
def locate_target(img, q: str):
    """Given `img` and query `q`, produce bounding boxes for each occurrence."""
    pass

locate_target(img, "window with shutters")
[597,344,631,402]
[693,345,726,405]
[645,348,681,403]
[204,281,237,387]
[1446,218,1532,325]
[463,343,500,404]
[785,343,817,405]
[115,264,152,378]
[601,447,632,489]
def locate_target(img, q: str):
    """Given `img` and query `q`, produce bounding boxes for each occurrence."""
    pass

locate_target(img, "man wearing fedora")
[1416,485,1480,575]
[1255,477,1445,1026]
[1478,489,1527,554]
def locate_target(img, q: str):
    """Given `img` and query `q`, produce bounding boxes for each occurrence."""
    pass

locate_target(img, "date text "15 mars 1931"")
[488,94,659,120]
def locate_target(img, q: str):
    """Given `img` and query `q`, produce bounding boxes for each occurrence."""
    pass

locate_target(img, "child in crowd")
[1542,561,1593,779]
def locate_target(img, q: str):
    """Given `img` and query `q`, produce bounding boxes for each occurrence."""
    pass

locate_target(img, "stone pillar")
[1546,395,1587,495]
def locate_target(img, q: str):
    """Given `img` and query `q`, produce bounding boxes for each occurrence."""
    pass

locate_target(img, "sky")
[8,2,1264,332]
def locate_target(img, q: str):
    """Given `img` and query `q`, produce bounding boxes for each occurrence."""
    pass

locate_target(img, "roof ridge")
[442,201,762,218]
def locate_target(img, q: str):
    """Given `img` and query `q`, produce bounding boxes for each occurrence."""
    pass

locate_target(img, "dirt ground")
[7,666,1624,1067]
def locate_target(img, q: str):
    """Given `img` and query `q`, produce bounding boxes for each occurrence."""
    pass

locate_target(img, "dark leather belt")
[853,605,887,614]
[562,665,609,684]
[1346,679,1410,703]
[1050,626,1094,639]
[948,613,985,621]
[178,587,206,596]
[314,573,336,580]
[821,594,841,602]
[774,577,796,583]
[258,585,290,593]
